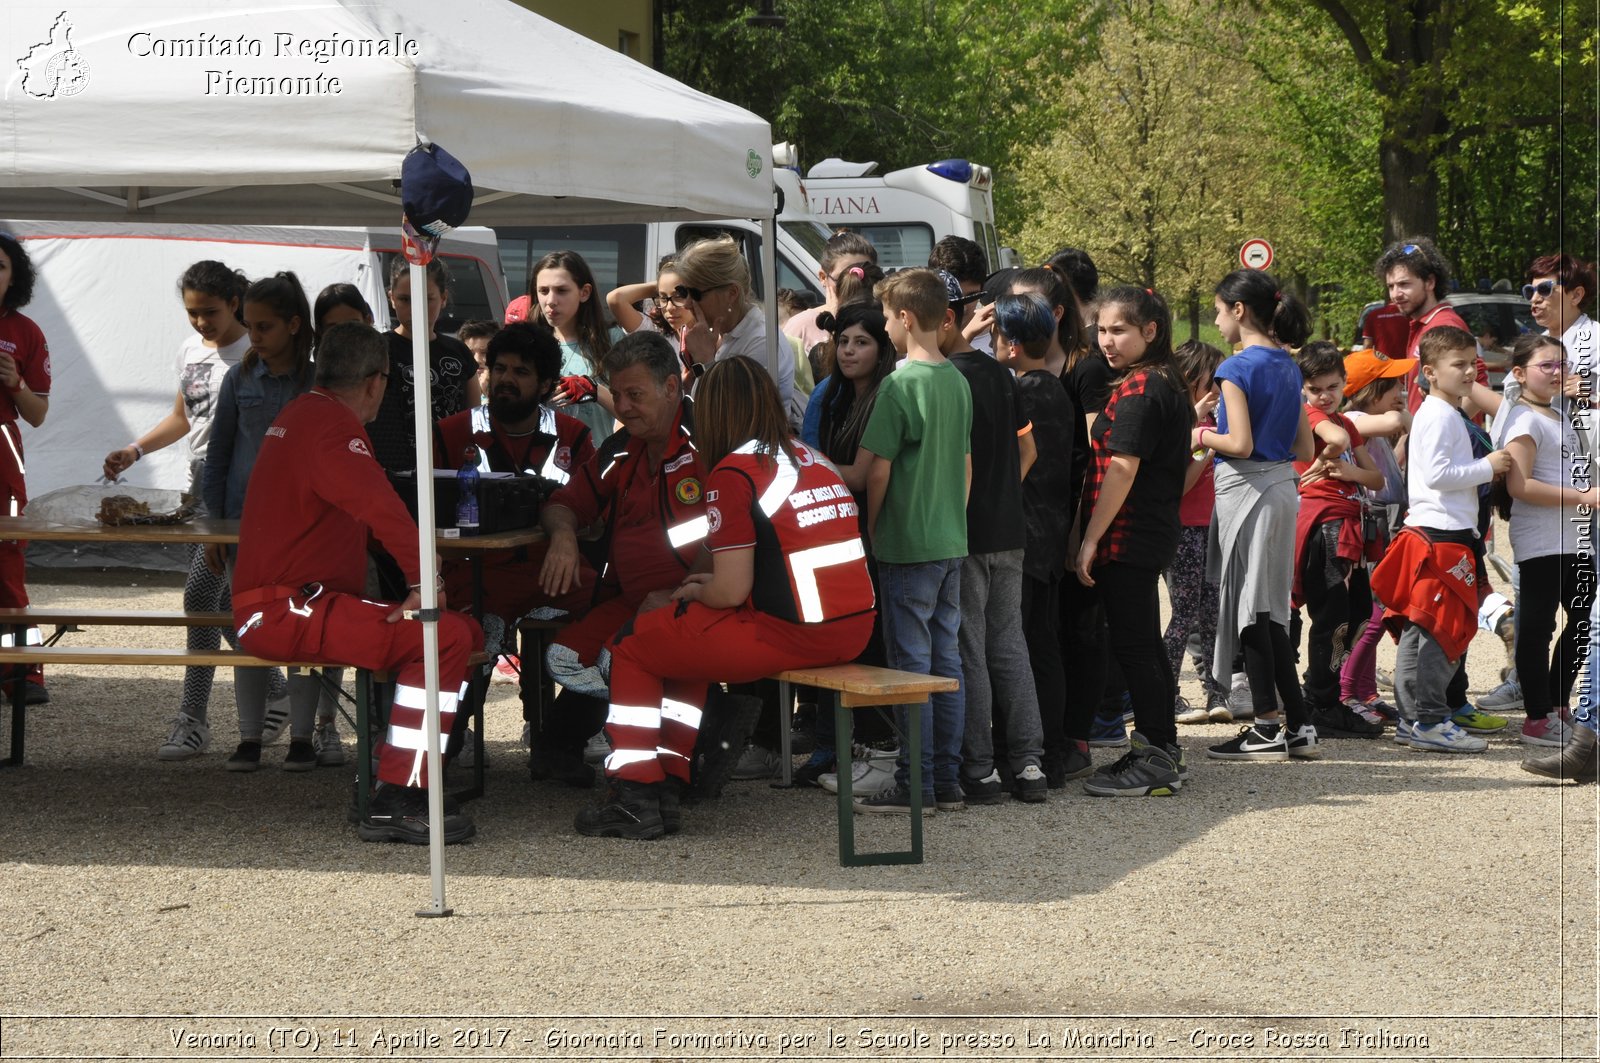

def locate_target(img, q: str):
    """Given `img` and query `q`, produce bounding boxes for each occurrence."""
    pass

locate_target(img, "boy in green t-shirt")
[857,269,973,813]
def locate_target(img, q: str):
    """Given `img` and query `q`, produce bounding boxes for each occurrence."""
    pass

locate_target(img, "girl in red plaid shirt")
[1073,287,1193,795]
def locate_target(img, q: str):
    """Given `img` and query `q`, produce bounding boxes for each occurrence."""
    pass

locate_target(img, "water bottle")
[456,445,480,536]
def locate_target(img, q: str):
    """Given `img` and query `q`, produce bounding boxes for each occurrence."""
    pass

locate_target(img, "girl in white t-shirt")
[1498,333,1599,747]
[606,254,698,381]
[101,261,290,762]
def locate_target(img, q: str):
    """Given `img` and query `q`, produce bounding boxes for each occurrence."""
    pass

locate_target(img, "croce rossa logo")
[18,11,90,98]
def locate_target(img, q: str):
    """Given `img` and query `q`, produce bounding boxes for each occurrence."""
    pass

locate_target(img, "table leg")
[777,679,793,785]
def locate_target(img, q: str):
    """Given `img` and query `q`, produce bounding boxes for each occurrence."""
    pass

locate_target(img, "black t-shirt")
[1084,367,1190,570]
[950,350,1027,554]
[370,330,474,473]
[1061,352,1111,512]
[1017,369,1079,581]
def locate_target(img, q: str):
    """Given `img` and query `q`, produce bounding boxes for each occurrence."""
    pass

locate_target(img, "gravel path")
[0,566,1594,1061]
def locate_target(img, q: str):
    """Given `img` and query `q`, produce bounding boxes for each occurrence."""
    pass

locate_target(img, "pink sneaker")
[1521,715,1572,747]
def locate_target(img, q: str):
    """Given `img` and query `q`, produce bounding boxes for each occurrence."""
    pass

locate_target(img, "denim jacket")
[202,357,314,519]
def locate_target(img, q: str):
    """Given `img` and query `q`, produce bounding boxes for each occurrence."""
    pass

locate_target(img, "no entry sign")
[1240,238,1274,270]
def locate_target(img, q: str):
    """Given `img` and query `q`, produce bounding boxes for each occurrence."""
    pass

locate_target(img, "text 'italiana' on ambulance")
[803,158,1014,273]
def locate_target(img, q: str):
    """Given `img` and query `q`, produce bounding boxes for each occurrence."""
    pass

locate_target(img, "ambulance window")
[378,252,496,335]
[849,223,936,271]
[492,225,647,303]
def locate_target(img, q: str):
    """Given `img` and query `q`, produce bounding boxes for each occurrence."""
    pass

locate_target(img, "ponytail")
[1214,269,1309,348]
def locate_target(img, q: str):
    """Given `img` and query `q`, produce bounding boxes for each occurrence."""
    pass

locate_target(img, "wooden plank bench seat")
[774,664,959,867]
[0,608,233,628]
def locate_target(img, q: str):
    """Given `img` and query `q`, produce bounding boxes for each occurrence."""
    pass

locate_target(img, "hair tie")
[1145,288,1153,295]
[1274,290,1283,302]
[847,266,865,280]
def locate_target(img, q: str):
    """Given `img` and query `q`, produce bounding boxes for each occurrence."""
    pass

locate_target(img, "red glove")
[559,375,597,404]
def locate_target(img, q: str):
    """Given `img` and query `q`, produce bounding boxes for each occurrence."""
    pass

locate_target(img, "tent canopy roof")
[1,0,775,225]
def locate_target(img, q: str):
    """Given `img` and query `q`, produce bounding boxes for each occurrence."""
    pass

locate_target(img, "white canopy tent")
[2,0,778,912]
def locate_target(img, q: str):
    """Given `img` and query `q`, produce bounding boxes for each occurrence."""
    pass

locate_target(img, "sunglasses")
[1522,280,1563,300]
[670,283,728,303]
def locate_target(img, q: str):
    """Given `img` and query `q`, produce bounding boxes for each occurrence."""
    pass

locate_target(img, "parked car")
[1357,292,1538,389]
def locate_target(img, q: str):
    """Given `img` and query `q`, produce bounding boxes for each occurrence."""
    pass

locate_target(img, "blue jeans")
[878,558,965,794]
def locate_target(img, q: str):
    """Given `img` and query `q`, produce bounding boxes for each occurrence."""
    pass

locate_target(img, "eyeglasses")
[656,290,692,309]
[1527,359,1566,374]
[1522,281,1564,300]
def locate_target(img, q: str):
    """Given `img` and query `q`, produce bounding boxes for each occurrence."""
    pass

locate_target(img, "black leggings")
[1515,552,1596,719]
[1240,613,1307,728]
[1298,521,1371,709]
[1094,561,1177,747]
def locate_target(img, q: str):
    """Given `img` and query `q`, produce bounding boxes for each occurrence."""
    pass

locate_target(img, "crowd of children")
[3,225,1594,822]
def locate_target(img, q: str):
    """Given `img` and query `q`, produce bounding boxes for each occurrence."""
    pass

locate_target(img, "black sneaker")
[282,739,316,772]
[1309,701,1384,738]
[1206,722,1289,761]
[528,744,596,788]
[225,740,262,773]
[853,782,936,815]
[959,769,1006,805]
[574,779,665,840]
[791,750,836,788]
[658,778,684,835]
[347,779,461,825]
[359,781,476,844]
[1012,764,1049,803]
[1082,742,1181,797]
[935,787,966,811]
[692,694,762,800]
[23,682,48,705]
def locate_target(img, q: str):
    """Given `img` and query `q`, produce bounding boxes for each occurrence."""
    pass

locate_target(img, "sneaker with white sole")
[1342,698,1389,730]
[1285,724,1321,759]
[820,749,897,795]
[1206,722,1289,761]
[1174,696,1209,725]
[1394,718,1414,745]
[1205,690,1233,723]
[731,743,781,781]
[1521,715,1572,748]
[1408,719,1488,753]
[583,731,611,764]
[259,695,290,746]
[312,719,346,767]
[1227,672,1256,721]
[157,713,211,760]
[1376,667,1395,691]
[1453,708,1509,734]
[1012,764,1049,802]
[454,726,483,769]
[1476,673,1523,714]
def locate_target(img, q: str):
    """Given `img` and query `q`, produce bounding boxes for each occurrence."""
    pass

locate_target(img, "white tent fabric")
[2,0,775,912]
[2,0,774,225]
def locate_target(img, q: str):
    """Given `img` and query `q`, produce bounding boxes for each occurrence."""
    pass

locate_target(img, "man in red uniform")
[1373,237,1488,415]
[576,358,875,839]
[0,234,51,702]
[532,331,710,785]
[231,322,483,844]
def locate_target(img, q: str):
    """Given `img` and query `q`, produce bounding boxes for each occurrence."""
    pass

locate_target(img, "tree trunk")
[1186,287,1200,342]
[1379,136,1439,243]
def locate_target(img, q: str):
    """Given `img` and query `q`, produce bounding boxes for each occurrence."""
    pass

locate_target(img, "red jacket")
[1369,526,1480,659]
[433,404,593,484]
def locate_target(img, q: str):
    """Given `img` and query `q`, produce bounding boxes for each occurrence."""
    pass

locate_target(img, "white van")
[3,221,507,501]
[804,158,1013,273]
[493,164,832,309]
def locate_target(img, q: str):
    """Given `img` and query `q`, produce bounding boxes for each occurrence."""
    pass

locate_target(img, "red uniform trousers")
[441,541,596,626]
[235,587,483,788]
[0,425,40,682]
[603,601,873,784]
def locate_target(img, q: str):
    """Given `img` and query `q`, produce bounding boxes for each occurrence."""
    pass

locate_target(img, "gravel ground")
[1,564,1595,1062]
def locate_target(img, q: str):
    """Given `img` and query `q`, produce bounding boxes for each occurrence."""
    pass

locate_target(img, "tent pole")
[407,260,452,918]
[760,215,779,386]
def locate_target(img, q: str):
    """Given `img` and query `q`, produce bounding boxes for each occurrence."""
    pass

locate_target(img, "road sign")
[1240,238,1274,270]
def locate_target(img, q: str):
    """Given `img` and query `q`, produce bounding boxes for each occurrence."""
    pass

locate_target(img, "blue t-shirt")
[1213,344,1302,463]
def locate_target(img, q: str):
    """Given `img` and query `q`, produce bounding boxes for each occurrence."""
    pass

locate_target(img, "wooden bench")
[774,664,959,867]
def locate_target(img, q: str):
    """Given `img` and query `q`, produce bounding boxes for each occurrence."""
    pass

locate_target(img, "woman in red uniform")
[577,355,877,840]
[0,235,51,701]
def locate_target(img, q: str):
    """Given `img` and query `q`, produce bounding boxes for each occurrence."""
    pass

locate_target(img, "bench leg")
[777,679,793,785]
[355,668,373,822]
[5,669,22,767]
[837,697,924,867]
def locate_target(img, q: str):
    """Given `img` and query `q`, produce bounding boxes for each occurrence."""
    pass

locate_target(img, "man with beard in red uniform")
[575,355,875,839]
[232,322,484,844]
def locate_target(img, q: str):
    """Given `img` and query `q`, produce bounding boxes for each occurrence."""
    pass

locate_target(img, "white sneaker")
[260,695,290,745]
[731,743,781,780]
[312,718,345,767]
[820,749,897,795]
[455,726,484,769]
[583,731,611,764]
[1227,672,1256,721]
[1477,672,1524,713]
[1408,719,1488,753]
[521,721,532,748]
[157,713,210,760]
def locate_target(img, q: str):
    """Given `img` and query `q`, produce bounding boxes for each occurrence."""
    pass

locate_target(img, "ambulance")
[803,157,1015,272]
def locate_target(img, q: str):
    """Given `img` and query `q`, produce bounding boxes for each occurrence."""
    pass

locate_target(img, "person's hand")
[671,572,712,602]
[962,301,996,343]
[1195,393,1218,422]
[637,589,673,614]
[1487,448,1513,475]
[539,533,580,597]
[0,352,19,391]
[202,542,227,576]
[103,446,138,481]
[681,300,719,367]
[1074,536,1098,587]
[387,587,422,624]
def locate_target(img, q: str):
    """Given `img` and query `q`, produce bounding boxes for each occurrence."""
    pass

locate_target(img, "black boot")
[358,781,476,844]
[1523,726,1599,783]
[528,742,596,788]
[658,777,684,835]
[574,779,664,839]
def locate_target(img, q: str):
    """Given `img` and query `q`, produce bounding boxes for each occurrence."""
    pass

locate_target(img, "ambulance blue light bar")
[927,159,973,183]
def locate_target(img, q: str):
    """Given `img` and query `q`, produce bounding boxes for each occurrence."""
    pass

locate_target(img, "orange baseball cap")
[1344,348,1411,395]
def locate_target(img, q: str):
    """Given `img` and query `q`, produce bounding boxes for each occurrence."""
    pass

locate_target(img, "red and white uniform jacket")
[707,440,875,624]
[1370,526,1480,660]
[433,403,593,485]
[234,390,423,597]
[0,308,51,500]
[548,404,706,600]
